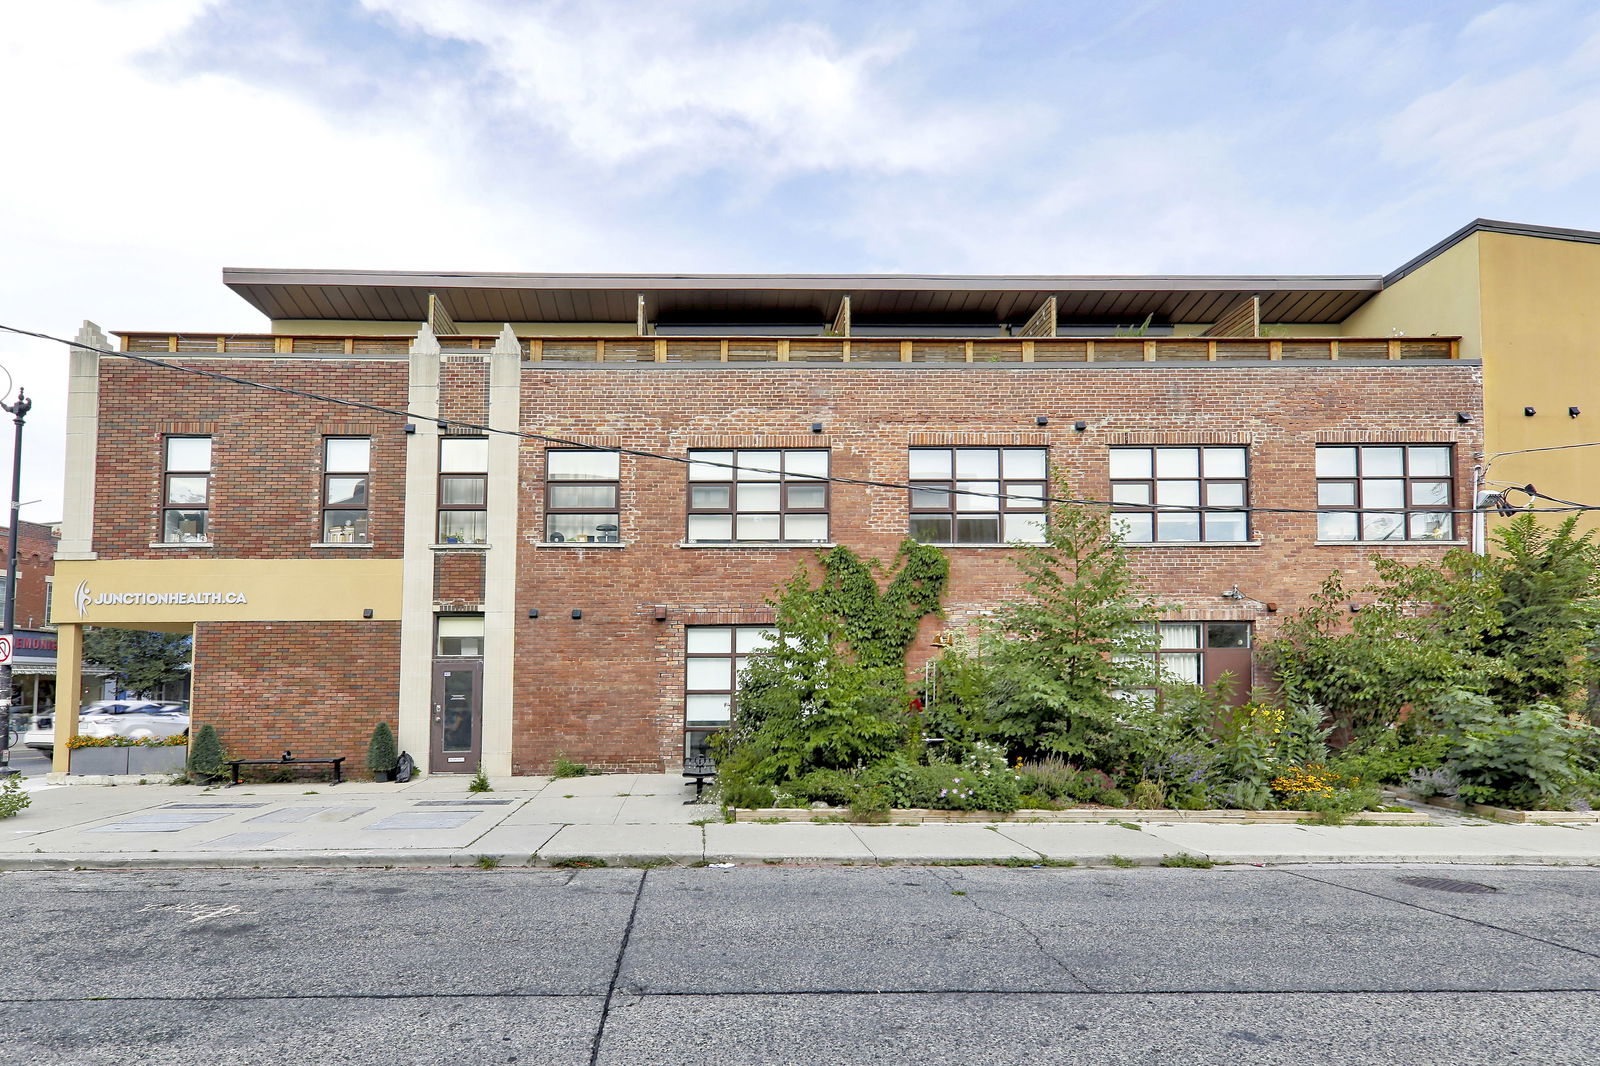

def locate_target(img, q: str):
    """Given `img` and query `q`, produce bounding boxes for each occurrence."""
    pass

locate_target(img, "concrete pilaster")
[397,327,441,768]
[56,322,107,561]
[480,324,522,777]
[49,624,83,774]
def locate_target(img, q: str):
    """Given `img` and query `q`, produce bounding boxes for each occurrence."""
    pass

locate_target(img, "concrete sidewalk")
[6,772,1600,869]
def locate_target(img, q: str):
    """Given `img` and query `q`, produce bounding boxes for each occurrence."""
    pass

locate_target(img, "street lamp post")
[0,388,30,778]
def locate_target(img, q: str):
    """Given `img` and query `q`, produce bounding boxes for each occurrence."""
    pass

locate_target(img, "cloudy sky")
[4,0,1600,518]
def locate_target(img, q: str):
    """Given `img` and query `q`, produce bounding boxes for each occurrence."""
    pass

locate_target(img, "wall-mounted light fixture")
[1349,604,1363,613]
[1571,406,1582,418]
[1220,585,1243,600]
[527,608,540,619]
[362,608,374,619]
[436,420,449,431]
[571,609,583,620]
[1455,412,1471,425]
[653,606,668,622]
[404,423,417,434]
[1524,407,1537,417]
[811,422,824,434]
[1035,415,1048,427]
[1073,420,1088,432]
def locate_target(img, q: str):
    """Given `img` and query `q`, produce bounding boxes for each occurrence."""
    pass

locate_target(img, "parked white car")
[22,701,189,754]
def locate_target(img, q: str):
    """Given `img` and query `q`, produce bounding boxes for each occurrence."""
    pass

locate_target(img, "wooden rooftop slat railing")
[119,333,1462,363]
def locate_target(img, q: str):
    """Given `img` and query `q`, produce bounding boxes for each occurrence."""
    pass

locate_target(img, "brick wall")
[191,620,401,774]
[92,359,408,559]
[3,520,56,628]
[513,363,1483,772]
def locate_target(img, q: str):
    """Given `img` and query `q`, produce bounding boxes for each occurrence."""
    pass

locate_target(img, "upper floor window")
[1316,445,1453,542]
[162,436,212,544]
[438,437,489,544]
[322,437,371,543]
[545,450,621,543]
[687,449,829,543]
[1110,446,1248,543]
[908,447,1047,544]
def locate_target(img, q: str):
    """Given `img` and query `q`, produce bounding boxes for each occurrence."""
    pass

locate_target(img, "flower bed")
[67,734,188,775]
[1387,789,1600,824]
[733,806,1431,825]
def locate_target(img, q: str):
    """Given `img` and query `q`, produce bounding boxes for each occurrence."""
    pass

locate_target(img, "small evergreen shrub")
[468,764,493,793]
[187,724,227,781]
[365,722,398,777]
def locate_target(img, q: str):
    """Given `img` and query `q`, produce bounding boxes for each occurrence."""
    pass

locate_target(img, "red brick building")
[50,269,1480,776]
[4,519,65,719]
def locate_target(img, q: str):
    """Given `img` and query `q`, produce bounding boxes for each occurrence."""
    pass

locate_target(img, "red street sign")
[0,635,11,666]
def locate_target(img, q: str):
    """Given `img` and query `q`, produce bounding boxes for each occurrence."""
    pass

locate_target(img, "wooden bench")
[228,752,345,786]
[683,756,716,803]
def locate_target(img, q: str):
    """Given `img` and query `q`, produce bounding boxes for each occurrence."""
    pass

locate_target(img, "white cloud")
[361,0,1030,180]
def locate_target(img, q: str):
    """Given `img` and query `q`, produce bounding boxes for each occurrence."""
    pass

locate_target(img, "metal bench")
[228,751,345,786]
[683,755,716,803]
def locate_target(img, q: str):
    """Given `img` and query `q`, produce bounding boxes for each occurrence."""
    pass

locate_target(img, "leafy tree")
[82,626,191,697]
[976,482,1162,762]
[714,542,948,803]
[1268,515,1600,733]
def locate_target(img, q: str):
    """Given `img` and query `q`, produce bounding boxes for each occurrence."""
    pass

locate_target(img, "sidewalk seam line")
[588,867,648,1066]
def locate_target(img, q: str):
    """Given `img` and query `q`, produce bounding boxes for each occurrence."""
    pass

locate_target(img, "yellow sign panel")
[52,559,403,625]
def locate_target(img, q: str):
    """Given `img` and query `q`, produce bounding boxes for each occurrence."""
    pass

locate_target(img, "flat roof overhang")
[223,268,1385,326]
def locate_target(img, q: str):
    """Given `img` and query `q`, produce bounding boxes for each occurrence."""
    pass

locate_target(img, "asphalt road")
[0,745,50,777]
[1,865,1597,1065]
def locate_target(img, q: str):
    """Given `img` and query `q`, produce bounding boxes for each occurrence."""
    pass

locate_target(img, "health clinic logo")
[75,580,91,618]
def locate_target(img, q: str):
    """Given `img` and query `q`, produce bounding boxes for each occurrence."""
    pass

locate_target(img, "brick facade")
[78,349,1483,775]
[4,519,57,629]
[92,359,408,560]
[512,362,1482,772]
[191,621,401,771]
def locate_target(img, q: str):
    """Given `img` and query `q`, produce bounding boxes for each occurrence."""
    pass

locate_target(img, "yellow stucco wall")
[1477,232,1600,527]
[51,559,403,627]
[1341,233,1484,360]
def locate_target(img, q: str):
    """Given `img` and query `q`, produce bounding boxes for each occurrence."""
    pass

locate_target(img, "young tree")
[979,481,1162,762]
[81,627,191,697]
[715,542,948,796]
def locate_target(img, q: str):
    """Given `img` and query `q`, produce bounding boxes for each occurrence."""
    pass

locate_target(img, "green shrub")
[788,768,861,806]
[186,723,227,781]
[551,758,594,779]
[0,775,28,819]
[1435,691,1594,809]
[1129,779,1166,810]
[365,722,398,775]
[468,764,493,793]
[1099,788,1129,808]
[1331,728,1449,787]
[848,784,892,822]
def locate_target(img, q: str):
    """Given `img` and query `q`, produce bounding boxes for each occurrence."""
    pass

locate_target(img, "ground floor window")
[684,625,775,760]
[1131,621,1253,704]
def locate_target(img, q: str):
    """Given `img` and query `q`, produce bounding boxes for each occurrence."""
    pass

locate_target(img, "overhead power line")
[4,321,1591,519]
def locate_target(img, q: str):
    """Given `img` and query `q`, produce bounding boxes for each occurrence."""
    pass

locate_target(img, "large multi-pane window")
[908,447,1047,544]
[684,625,776,759]
[686,450,829,543]
[1316,445,1453,542]
[321,437,371,543]
[438,437,488,544]
[1110,446,1248,542]
[545,450,621,543]
[162,436,212,544]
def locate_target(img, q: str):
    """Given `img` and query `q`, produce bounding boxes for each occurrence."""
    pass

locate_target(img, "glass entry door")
[430,660,483,773]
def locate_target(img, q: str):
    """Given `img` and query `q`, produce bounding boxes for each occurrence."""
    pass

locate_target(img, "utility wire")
[4,321,1591,519]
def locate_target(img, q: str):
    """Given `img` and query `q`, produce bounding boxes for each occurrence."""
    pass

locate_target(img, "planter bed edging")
[1386,789,1600,823]
[734,806,1432,825]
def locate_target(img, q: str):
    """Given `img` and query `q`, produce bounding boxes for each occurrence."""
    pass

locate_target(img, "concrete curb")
[2,849,1596,872]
